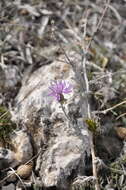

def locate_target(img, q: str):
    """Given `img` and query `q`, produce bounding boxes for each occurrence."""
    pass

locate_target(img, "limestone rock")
[0,64,20,92]
[0,148,18,170]
[10,55,91,189]
[2,183,15,190]
[0,130,33,171]
[10,130,33,164]
[40,133,89,189]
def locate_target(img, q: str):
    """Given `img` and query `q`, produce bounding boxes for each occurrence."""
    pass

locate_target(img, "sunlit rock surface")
[11,57,91,189]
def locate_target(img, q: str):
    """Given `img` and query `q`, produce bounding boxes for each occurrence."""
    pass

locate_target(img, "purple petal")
[62,84,72,94]
[56,94,61,101]
[49,87,56,93]
[48,92,56,96]
[56,81,63,93]
[48,80,72,101]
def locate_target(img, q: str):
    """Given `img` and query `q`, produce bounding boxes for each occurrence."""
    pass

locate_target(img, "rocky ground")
[0,0,126,190]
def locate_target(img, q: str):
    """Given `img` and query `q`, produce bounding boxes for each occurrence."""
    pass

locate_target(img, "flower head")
[48,80,72,102]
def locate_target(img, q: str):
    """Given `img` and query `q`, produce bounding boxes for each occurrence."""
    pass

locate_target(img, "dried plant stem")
[90,134,100,190]
[60,103,70,121]
[94,99,126,115]
[82,28,100,190]
[0,110,9,120]
[86,0,111,51]
[82,53,100,190]
[116,112,126,120]
[82,55,91,119]
[81,9,100,190]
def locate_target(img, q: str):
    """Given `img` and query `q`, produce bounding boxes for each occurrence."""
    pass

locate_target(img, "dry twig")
[94,100,126,115]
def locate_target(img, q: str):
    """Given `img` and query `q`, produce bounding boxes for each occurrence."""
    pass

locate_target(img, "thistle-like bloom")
[48,80,72,101]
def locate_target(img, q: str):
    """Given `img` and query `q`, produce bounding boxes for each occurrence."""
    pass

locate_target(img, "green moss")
[0,106,16,145]
[85,118,99,133]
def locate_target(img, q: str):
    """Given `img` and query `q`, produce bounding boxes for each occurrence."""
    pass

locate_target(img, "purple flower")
[48,80,72,101]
